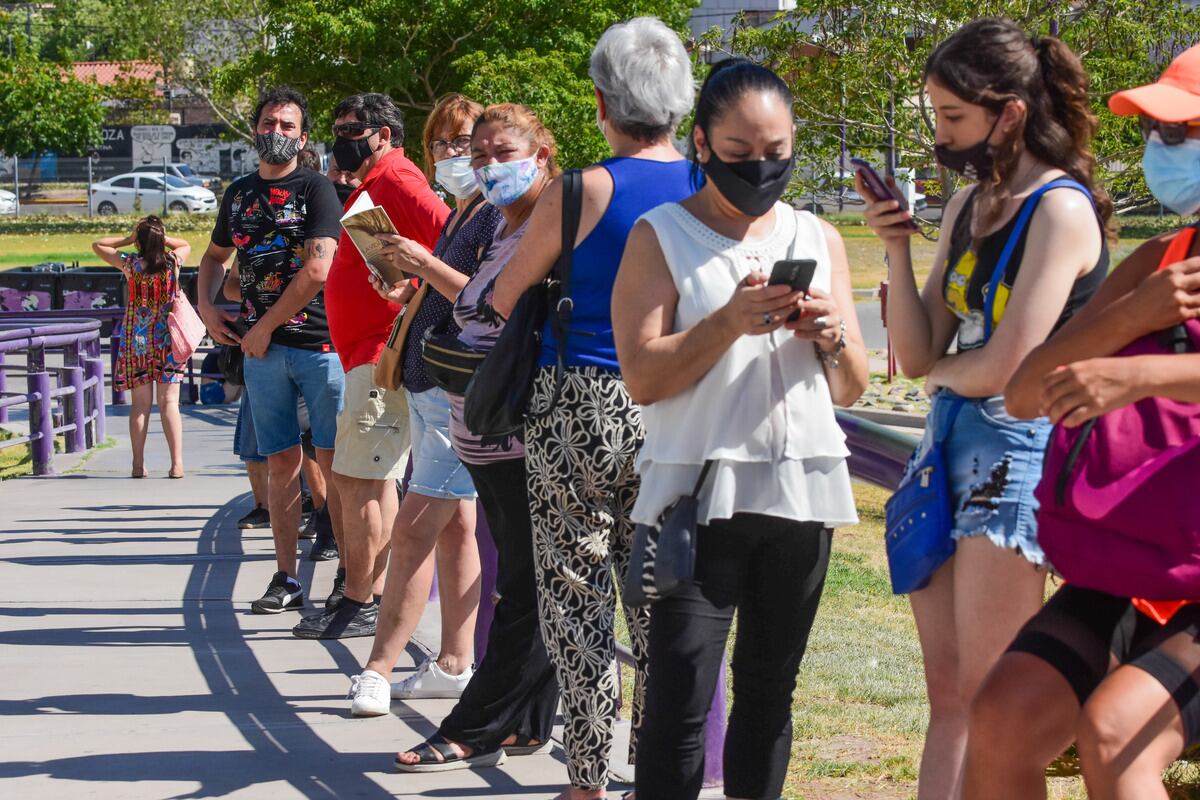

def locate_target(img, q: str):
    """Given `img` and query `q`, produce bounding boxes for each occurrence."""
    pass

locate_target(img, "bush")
[0,213,217,236]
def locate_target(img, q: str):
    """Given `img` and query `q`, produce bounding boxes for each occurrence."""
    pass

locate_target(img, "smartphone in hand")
[768,258,817,321]
[850,158,919,231]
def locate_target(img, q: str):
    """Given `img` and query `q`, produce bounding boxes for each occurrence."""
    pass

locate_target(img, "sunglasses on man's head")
[332,121,380,138]
[1140,115,1200,146]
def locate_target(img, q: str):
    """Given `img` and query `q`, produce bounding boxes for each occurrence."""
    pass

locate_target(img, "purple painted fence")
[0,318,107,475]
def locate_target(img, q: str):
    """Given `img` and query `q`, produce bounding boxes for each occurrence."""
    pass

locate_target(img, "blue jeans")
[233,393,264,463]
[405,387,476,500]
[242,344,344,457]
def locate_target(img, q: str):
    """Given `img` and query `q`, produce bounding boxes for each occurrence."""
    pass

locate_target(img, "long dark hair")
[135,215,170,274]
[925,18,1114,238]
[689,58,794,185]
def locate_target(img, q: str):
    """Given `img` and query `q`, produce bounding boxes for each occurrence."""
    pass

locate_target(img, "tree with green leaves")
[216,0,698,167]
[711,0,1200,211]
[0,48,106,160]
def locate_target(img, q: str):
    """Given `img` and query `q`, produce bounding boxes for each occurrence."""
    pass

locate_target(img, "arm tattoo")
[307,238,332,260]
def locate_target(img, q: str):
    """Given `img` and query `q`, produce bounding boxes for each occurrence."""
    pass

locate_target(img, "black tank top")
[942,187,1108,352]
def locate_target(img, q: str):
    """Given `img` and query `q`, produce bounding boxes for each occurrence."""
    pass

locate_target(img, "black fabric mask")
[332,134,376,174]
[701,146,795,217]
[934,116,1001,181]
[254,132,303,165]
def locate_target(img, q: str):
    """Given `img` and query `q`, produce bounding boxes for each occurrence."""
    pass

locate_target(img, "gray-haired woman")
[491,15,695,800]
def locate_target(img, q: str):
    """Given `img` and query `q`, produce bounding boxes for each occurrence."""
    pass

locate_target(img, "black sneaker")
[251,571,304,614]
[292,599,378,639]
[325,567,347,610]
[298,509,318,540]
[308,506,338,561]
[238,505,270,529]
[301,491,314,516]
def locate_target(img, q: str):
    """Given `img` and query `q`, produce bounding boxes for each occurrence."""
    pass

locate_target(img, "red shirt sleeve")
[373,156,450,253]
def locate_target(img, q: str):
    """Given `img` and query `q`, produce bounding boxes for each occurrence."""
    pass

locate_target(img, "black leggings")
[1009,584,1200,747]
[635,514,832,800]
[437,458,559,752]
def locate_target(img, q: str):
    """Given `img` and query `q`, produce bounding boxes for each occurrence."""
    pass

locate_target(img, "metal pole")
[702,655,728,788]
[13,154,19,218]
[473,504,498,663]
[887,83,897,177]
[28,358,55,475]
[62,342,86,454]
[87,155,94,219]
[110,321,127,406]
[162,156,169,215]
[0,352,6,424]
[85,353,106,444]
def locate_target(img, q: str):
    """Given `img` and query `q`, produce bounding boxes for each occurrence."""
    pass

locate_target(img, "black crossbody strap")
[553,169,584,339]
[691,460,715,498]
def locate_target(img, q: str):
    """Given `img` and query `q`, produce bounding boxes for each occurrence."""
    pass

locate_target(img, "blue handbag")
[883,178,1094,594]
[884,396,965,593]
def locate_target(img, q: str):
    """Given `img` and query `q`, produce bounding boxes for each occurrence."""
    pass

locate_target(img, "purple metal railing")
[0,318,107,475]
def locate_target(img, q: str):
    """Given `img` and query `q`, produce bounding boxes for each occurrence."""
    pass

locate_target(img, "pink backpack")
[1036,225,1200,600]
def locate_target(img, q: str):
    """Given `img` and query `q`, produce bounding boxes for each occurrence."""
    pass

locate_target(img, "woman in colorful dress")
[93,216,192,478]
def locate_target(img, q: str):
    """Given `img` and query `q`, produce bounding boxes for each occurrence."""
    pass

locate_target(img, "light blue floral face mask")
[1143,131,1200,217]
[473,155,540,207]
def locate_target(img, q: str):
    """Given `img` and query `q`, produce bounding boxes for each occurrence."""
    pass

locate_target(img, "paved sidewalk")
[0,403,631,799]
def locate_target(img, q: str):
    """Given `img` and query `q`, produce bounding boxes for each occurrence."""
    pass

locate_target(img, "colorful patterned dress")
[114,252,184,390]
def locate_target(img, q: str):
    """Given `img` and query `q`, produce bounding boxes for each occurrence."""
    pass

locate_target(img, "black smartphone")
[769,258,817,322]
[850,157,919,231]
[768,258,817,293]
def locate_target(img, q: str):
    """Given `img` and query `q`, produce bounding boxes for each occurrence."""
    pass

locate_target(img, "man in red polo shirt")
[294,93,449,639]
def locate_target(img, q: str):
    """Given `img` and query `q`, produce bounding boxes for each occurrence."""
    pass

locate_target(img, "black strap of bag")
[528,168,583,419]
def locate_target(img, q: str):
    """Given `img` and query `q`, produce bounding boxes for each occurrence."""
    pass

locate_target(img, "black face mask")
[934,116,1001,181]
[332,134,376,174]
[701,145,795,217]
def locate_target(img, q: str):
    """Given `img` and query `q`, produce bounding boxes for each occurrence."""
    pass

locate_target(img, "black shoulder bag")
[464,169,583,436]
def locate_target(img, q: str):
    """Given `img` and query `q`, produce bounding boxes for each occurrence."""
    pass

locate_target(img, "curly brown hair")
[925,18,1114,240]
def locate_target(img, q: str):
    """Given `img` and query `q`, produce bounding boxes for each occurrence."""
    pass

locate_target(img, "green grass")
[0,230,214,270]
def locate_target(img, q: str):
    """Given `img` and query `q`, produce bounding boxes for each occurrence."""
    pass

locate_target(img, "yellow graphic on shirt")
[944,249,1011,350]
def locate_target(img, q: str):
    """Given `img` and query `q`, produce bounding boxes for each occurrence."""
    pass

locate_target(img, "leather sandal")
[502,734,553,756]
[393,733,507,773]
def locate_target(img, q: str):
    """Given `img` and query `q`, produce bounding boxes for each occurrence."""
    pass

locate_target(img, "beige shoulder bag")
[373,281,428,391]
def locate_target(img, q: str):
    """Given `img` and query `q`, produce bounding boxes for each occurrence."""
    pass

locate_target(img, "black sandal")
[393,733,507,773]
[502,734,553,756]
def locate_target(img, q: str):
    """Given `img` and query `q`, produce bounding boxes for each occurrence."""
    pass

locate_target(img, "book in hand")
[340,190,414,286]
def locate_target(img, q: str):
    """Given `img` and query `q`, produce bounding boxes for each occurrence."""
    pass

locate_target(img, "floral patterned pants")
[525,366,651,790]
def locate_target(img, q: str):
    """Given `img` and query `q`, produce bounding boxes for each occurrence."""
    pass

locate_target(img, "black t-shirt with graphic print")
[211,167,344,351]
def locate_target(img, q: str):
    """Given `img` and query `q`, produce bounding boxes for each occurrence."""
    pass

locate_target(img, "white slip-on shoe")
[391,657,474,700]
[349,669,392,717]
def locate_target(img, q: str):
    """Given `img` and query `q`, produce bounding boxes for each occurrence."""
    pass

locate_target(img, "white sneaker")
[349,669,391,717]
[391,657,474,699]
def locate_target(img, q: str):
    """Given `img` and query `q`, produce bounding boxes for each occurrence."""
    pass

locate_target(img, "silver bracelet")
[815,319,848,369]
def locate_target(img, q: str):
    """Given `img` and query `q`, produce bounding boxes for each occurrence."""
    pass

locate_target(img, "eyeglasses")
[332,121,380,138]
[1139,115,1200,146]
[430,135,472,156]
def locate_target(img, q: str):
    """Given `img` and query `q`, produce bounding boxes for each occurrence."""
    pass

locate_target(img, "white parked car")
[89,172,218,215]
[0,189,15,215]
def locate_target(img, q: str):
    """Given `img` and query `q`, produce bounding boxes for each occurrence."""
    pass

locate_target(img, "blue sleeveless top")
[538,157,695,371]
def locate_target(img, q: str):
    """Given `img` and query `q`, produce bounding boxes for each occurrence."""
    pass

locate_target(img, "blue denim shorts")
[405,387,476,500]
[904,390,1052,565]
[242,344,344,456]
[233,393,264,463]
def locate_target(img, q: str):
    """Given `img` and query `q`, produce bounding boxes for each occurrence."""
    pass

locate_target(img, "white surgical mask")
[434,156,478,200]
[1143,132,1200,217]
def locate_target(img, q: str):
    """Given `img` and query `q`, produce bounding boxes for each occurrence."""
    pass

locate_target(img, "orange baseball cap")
[1109,43,1200,122]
